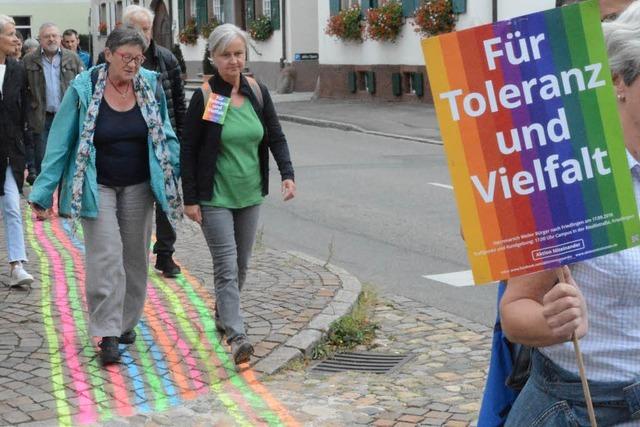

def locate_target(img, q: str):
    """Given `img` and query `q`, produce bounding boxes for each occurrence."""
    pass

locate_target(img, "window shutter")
[347,71,357,93]
[366,71,376,94]
[271,0,280,29]
[196,0,208,26]
[392,73,402,96]
[452,0,466,13]
[178,0,185,28]
[402,0,416,17]
[330,0,340,16]
[362,0,377,13]
[246,0,255,22]
[413,72,424,97]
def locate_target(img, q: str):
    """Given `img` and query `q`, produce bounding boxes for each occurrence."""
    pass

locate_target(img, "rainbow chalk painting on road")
[421,0,640,284]
[25,210,299,427]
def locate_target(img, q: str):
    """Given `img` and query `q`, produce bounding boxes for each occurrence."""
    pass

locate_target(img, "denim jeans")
[0,166,27,263]
[200,205,260,343]
[506,350,640,426]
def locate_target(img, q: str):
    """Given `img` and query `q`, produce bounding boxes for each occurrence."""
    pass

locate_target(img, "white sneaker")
[10,265,34,287]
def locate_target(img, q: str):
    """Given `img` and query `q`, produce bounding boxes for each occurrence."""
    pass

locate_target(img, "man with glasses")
[22,23,83,183]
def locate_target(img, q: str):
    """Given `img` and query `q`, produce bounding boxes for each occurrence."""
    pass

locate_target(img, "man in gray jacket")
[22,22,83,182]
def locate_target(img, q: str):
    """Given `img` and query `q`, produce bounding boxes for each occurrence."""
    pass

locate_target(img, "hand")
[30,202,50,221]
[541,266,588,342]
[184,204,202,225]
[282,179,296,201]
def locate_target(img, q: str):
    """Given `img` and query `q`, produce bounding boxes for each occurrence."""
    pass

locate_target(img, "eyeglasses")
[114,52,145,66]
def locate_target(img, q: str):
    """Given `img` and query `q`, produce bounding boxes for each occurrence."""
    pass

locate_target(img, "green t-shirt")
[202,99,265,208]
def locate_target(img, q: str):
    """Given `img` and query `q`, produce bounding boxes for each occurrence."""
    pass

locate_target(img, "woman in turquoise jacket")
[29,28,181,365]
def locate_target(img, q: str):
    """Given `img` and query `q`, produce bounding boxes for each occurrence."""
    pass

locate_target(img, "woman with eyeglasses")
[29,27,181,366]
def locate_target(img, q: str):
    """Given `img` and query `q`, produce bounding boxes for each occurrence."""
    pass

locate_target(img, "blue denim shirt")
[41,48,62,113]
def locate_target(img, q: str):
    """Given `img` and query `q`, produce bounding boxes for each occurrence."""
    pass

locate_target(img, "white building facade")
[318,0,556,102]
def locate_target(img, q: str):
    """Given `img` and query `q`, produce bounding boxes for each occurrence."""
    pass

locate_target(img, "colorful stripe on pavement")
[25,210,298,427]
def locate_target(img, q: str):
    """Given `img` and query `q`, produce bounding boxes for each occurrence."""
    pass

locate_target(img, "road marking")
[429,182,453,190]
[423,270,475,287]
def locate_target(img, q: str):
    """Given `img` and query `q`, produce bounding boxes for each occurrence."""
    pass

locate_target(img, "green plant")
[200,16,220,39]
[325,4,364,43]
[366,0,404,42]
[171,44,187,73]
[312,285,378,360]
[248,15,274,41]
[179,18,199,45]
[412,0,456,37]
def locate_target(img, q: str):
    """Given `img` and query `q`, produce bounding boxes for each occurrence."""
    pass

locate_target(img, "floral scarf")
[70,65,183,232]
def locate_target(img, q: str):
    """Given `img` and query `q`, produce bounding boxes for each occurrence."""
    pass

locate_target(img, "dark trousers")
[33,112,55,175]
[153,204,176,257]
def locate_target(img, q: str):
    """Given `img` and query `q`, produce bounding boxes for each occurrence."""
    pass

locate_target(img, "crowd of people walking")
[0,5,296,367]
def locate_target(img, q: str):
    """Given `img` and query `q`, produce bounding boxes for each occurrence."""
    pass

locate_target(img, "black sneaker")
[98,337,120,365]
[230,335,254,366]
[155,255,181,278]
[26,172,36,186]
[119,330,136,345]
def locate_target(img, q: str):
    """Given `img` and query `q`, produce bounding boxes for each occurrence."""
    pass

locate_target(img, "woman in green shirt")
[181,24,296,366]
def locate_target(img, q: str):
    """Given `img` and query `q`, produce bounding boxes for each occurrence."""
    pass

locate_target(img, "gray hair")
[208,23,248,56]
[0,14,15,35]
[23,38,39,52]
[105,27,148,53]
[38,22,60,36]
[123,5,154,27]
[603,1,640,85]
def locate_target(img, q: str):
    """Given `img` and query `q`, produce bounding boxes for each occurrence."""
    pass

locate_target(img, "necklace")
[108,75,131,99]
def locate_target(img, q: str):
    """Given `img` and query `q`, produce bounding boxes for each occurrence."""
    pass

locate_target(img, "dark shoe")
[99,337,120,365]
[119,330,136,345]
[26,173,36,186]
[230,336,254,366]
[155,255,181,278]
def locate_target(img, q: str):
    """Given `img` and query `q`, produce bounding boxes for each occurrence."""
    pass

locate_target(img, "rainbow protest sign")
[422,0,640,284]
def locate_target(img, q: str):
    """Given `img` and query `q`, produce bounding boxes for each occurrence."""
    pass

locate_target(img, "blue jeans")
[506,350,640,426]
[200,205,260,343]
[0,166,27,263]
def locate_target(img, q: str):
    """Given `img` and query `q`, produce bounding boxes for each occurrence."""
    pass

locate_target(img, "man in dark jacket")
[98,5,186,277]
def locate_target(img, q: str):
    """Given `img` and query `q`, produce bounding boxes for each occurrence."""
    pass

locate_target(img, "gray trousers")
[82,182,154,337]
[200,204,260,343]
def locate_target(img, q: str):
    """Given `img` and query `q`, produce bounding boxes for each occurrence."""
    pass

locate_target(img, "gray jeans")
[200,204,260,343]
[82,182,154,337]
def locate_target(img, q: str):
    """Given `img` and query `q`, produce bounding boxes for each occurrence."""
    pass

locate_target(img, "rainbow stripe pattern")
[422,0,640,284]
[25,210,299,427]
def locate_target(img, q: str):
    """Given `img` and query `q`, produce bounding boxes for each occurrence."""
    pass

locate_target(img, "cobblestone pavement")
[99,294,491,427]
[0,202,492,426]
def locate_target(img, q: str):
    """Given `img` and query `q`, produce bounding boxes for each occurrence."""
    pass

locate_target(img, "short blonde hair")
[0,14,15,35]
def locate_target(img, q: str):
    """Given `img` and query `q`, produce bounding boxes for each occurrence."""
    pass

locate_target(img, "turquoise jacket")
[29,66,180,219]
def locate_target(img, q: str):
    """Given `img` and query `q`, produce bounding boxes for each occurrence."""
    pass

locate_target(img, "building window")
[100,3,107,26]
[263,0,271,17]
[115,1,123,24]
[11,16,31,39]
[213,0,224,21]
[190,0,197,17]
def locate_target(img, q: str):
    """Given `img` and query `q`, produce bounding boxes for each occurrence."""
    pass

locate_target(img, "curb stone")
[278,113,444,146]
[252,251,362,377]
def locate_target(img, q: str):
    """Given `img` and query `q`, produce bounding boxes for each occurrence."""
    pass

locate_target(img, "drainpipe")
[492,0,498,22]
[280,0,287,68]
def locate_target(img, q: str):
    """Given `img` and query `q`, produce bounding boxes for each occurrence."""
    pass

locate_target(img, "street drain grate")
[311,352,413,374]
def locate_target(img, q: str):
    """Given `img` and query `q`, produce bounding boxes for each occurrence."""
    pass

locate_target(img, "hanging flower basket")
[248,15,274,41]
[200,16,221,39]
[98,22,107,35]
[325,4,364,43]
[412,0,457,37]
[366,0,404,42]
[179,18,199,45]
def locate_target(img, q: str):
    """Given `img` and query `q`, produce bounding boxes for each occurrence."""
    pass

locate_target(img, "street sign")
[294,53,319,61]
[421,1,640,284]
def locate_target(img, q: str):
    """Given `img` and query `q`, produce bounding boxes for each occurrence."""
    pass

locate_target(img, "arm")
[500,266,588,347]
[28,87,80,209]
[260,84,294,182]
[180,89,205,206]
[166,54,186,140]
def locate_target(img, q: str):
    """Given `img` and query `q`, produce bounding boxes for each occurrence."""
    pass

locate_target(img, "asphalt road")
[260,122,498,326]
